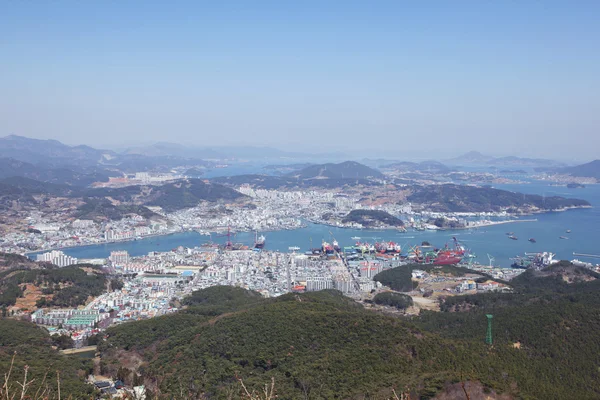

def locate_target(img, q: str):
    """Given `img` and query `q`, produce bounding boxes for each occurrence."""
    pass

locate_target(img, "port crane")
[216,226,236,249]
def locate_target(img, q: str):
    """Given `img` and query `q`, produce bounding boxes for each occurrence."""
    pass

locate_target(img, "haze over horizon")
[1,1,599,160]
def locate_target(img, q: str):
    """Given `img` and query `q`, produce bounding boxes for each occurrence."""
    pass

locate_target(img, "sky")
[1,1,599,160]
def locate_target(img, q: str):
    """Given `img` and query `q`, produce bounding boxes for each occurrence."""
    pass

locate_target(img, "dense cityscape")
[3,1,600,398]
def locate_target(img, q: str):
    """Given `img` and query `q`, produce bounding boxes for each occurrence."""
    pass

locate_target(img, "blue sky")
[1,1,599,160]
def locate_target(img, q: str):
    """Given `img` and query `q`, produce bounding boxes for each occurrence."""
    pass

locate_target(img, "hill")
[95,279,600,399]
[0,252,45,272]
[446,151,565,168]
[559,159,600,180]
[0,319,95,398]
[0,134,114,167]
[88,178,245,212]
[408,184,590,213]
[415,262,600,399]
[211,174,380,189]
[0,264,108,309]
[381,160,452,174]
[0,158,117,187]
[341,209,404,228]
[288,161,384,180]
[99,287,516,399]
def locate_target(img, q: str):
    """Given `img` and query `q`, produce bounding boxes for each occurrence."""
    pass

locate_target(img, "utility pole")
[485,314,493,345]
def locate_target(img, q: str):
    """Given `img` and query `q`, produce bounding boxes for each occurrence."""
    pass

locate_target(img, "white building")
[109,251,130,266]
[36,250,78,267]
[72,219,95,228]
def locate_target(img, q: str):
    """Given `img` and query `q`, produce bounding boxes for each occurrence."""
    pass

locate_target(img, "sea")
[44,180,600,268]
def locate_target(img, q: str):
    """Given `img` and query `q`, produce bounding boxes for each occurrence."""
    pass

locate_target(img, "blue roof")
[181,271,194,276]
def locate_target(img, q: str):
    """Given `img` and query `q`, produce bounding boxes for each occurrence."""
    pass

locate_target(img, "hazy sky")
[1,1,599,160]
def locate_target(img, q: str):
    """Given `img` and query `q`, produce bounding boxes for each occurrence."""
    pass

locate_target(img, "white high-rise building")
[36,250,78,267]
[109,251,130,266]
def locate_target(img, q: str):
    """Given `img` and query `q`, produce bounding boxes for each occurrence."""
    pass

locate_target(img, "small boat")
[508,235,518,240]
[566,230,571,233]
[528,238,536,243]
[506,232,514,235]
[559,236,569,240]
[351,236,361,240]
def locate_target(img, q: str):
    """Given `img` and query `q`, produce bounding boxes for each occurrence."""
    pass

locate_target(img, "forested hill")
[408,184,590,212]
[342,209,405,227]
[0,264,109,309]
[288,161,384,179]
[0,319,95,398]
[95,282,600,399]
[415,261,600,400]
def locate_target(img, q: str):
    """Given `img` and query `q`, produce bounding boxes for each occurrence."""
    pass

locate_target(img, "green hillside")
[95,279,600,400]
[0,319,95,398]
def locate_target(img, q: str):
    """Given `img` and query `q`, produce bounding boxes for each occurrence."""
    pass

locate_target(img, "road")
[59,345,97,355]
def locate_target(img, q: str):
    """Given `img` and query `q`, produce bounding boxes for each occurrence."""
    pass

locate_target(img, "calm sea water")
[52,181,599,268]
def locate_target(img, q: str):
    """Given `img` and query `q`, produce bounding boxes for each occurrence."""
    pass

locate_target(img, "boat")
[559,236,569,240]
[566,230,571,233]
[332,240,341,252]
[288,246,300,252]
[528,238,536,243]
[322,241,335,255]
[433,252,463,265]
[351,236,361,240]
[506,232,514,235]
[508,235,518,240]
[254,232,266,249]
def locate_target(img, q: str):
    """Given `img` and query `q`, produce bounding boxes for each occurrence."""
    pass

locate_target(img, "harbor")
[36,203,599,269]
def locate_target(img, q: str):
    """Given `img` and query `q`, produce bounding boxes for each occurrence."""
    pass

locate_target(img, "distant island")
[341,209,404,228]
[288,161,384,180]
[407,184,590,213]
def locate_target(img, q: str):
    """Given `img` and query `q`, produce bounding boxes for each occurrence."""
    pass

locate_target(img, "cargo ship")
[322,241,335,255]
[254,232,266,249]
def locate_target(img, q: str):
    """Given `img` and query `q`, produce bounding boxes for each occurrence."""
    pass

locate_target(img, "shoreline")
[24,217,542,257]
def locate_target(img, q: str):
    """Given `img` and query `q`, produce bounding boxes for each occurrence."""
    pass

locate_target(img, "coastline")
[25,217,543,256]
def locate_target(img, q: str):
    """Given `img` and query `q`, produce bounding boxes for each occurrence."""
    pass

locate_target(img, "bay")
[33,180,599,268]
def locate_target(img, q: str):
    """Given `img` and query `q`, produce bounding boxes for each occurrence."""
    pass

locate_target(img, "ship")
[508,235,518,240]
[288,246,300,252]
[433,252,463,265]
[559,236,569,240]
[322,240,335,255]
[254,232,266,249]
[332,240,341,252]
[528,238,536,243]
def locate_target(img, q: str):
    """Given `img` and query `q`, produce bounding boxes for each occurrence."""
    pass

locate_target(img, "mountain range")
[559,159,600,179]
[447,151,567,168]
[380,160,453,174]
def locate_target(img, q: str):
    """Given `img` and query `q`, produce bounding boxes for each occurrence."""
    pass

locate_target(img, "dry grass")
[1,352,74,400]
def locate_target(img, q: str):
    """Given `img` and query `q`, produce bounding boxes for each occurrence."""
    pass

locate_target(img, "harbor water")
[49,182,599,268]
